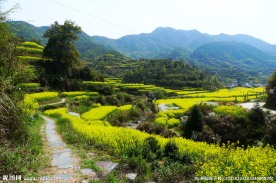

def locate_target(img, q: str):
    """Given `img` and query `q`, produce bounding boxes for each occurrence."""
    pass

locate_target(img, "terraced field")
[20,86,275,180]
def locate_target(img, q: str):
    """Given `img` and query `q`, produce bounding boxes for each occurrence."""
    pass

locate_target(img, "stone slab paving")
[52,148,73,169]
[42,115,121,182]
[42,115,73,169]
[239,102,276,114]
[80,168,94,175]
[125,173,137,180]
[96,161,118,176]
[41,115,77,182]
[68,111,81,118]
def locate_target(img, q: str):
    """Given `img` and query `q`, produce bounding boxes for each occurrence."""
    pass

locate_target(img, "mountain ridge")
[93,27,276,59]
[7,21,276,83]
[7,21,122,59]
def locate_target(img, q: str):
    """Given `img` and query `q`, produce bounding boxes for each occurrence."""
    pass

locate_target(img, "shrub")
[160,129,177,138]
[137,122,166,135]
[163,141,179,160]
[152,162,195,183]
[184,105,203,138]
[1,93,29,144]
[155,117,167,126]
[124,156,148,174]
[142,137,161,161]
[129,106,142,118]
[167,118,180,128]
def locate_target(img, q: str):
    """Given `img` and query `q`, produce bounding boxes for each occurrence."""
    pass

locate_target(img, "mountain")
[93,27,276,83]
[8,21,48,44]
[9,21,276,83]
[190,42,276,82]
[93,27,276,59]
[93,33,189,59]
[8,21,122,59]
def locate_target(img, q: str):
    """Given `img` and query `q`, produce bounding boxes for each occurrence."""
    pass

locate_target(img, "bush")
[265,71,276,109]
[248,103,265,125]
[137,122,165,135]
[142,137,161,161]
[124,156,148,174]
[205,115,245,145]
[129,106,142,118]
[1,93,29,144]
[266,120,276,147]
[107,110,130,126]
[184,105,203,138]
[152,162,195,183]
[106,95,119,105]
[160,129,177,138]
[167,118,180,128]
[163,141,179,160]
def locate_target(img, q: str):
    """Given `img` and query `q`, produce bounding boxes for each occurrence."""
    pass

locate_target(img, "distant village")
[225,80,264,89]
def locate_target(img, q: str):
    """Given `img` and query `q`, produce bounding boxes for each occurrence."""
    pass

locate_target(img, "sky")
[2,0,276,44]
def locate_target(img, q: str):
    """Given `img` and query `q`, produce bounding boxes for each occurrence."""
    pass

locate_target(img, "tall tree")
[184,105,203,138]
[43,20,81,75]
[265,71,276,109]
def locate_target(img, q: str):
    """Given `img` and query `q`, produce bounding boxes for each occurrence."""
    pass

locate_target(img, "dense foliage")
[43,20,82,74]
[123,59,221,90]
[265,70,276,109]
[38,21,104,90]
[0,3,47,175]
[8,21,122,59]
[8,21,276,85]
[190,42,276,83]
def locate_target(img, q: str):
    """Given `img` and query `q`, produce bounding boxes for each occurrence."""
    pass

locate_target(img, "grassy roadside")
[0,115,50,178]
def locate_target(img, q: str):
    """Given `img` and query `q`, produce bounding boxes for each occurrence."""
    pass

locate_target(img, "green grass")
[0,116,49,176]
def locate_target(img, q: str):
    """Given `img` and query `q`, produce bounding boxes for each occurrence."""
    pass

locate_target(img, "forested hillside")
[8,21,276,85]
[123,59,220,90]
[190,42,276,83]
[8,21,122,59]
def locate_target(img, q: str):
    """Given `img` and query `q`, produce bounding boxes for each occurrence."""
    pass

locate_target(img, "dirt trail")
[39,98,66,108]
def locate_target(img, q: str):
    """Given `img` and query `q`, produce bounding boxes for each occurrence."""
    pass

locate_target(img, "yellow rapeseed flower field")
[25,92,59,102]
[44,107,276,178]
[81,106,117,120]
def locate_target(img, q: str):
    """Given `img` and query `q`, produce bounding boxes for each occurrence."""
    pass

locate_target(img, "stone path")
[41,113,137,182]
[41,115,80,182]
[158,103,179,111]
[39,98,66,108]
[239,102,276,114]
